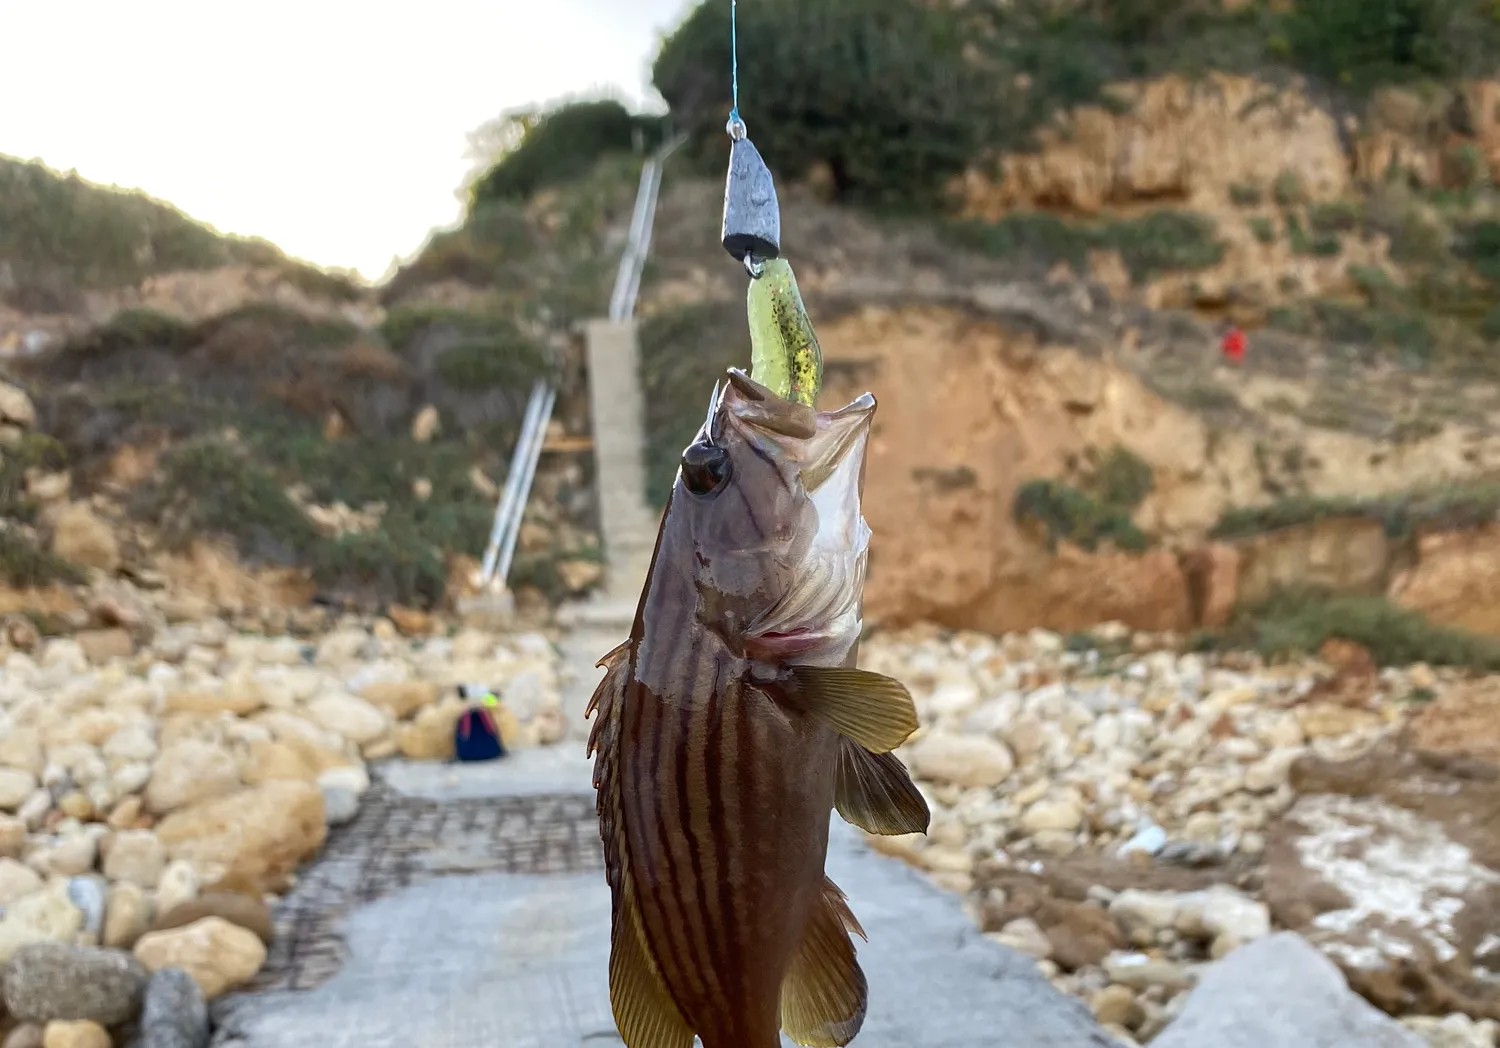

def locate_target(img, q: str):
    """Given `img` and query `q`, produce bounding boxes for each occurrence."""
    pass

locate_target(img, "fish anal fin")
[610,885,694,1048]
[779,877,869,1047]
[834,738,930,836]
[591,646,694,1048]
[777,666,918,753]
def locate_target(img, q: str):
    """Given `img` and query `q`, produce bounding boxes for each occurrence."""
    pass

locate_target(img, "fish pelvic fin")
[834,738,931,836]
[778,876,869,1047]
[775,666,918,753]
[588,644,694,1048]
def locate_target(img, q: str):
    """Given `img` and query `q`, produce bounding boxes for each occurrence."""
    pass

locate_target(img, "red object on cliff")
[1221,326,1247,364]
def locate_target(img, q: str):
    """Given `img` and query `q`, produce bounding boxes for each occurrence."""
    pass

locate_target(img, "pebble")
[102,884,150,950]
[1091,984,1144,1029]
[0,612,570,1037]
[993,918,1053,960]
[138,969,209,1048]
[909,735,1015,788]
[1103,953,1197,994]
[65,879,106,941]
[1400,1013,1500,1048]
[41,1022,109,1048]
[2,943,148,1025]
[101,831,166,889]
[151,893,273,946]
[0,860,42,904]
[133,917,268,1000]
[858,626,1451,1037]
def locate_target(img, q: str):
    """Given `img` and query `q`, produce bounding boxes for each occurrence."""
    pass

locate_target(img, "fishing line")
[727,0,745,140]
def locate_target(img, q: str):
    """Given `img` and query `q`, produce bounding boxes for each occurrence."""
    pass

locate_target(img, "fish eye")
[680,440,732,498]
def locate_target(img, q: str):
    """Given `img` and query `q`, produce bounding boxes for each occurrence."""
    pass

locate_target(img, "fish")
[586,366,930,1048]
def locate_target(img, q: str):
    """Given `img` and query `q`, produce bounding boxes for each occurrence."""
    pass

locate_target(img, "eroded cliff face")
[816,306,1500,635]
[955,71,1500,318]
[959,73,1351,216]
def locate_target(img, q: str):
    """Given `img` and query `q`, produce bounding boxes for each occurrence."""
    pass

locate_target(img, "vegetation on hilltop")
[0,155,360,313]
[652,0,1500,209]
[0,105,653,610]
[466,99,668,206]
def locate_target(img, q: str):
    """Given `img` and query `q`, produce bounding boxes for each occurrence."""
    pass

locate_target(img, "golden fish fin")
[588,651,628,897]
[591,651,694,1048]
[585,642,630,751]
[778,876,869,1047]
[609,880,694,1048]
[834,738,931,836]
[596,638,632,670]
[780,666,918,753]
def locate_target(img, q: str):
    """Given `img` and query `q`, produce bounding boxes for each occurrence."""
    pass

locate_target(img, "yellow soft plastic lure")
[746,257,822,408]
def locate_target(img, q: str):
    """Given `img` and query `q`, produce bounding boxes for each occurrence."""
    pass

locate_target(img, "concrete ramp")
[211,760,1114,1048]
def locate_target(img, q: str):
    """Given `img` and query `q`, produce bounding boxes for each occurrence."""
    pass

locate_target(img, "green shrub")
[1012,479,1149,552]
[62,308,195,361]
[1282,0,1500,92]
[948,211,1223,282]
[653,0,987,208]
[378,305,553,389]
[1308,200,1362,234]
[1249,216,1277,244]
[1080,445,1155,510]
[1211,480,1500,541]
[1230,182,1263,207]
[1107,212,1225,281]
[469,100,662,204]
[0,529,85,588]
[1229,586,1500,670]
[1272,171,1306,207]
[1456,218,1500,283]
[0,433,68,521]
[147,439,320,562]
[435,339,549,390]
[311,521,447,609]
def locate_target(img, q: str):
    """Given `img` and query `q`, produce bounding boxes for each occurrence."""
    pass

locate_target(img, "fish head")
[670,367,874,664]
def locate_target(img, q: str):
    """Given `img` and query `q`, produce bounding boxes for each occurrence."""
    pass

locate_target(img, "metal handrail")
[477,132,685,592]
[610,133,687,322]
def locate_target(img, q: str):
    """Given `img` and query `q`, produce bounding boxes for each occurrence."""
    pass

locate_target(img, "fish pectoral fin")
[779,877,869,1048]
[834,738,931,836]
[610,887,694,1048]
[778,667,918,753]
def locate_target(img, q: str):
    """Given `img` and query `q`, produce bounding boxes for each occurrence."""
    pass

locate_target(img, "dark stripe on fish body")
[652,675,712,1003]
[677,619,725,1004]
[701,663,730,972]
[626,678,701,1004]
[718,673,751,1007]
[679,666,729,1006]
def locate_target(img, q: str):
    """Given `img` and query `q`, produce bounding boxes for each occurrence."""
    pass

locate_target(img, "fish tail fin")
[778,876,869,1047]
[777,666,918,753]
[834,737,930,836]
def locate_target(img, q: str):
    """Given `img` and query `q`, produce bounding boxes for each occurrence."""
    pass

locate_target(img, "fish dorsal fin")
[587,647,694,1048]
[610,886,694,1048]
[834,738,930,836]
[776,666,918,753]
[779,876,869,1047]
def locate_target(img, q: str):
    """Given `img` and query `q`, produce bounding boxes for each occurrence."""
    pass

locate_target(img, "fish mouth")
[718,367,875,494]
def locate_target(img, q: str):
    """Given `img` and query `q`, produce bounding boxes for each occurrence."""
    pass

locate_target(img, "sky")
[0,0,695,281]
